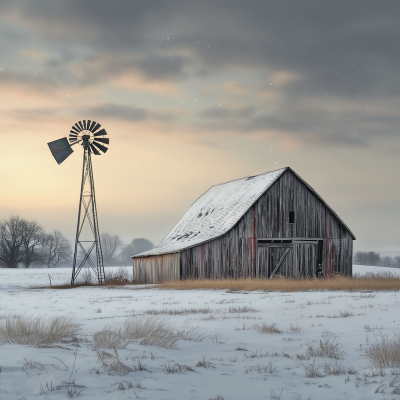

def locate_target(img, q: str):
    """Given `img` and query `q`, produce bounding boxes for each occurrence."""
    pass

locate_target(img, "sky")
[0,1,399,251]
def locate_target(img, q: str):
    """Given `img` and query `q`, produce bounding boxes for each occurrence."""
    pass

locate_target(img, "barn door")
[257,242,293,278]
[293,240,319,277]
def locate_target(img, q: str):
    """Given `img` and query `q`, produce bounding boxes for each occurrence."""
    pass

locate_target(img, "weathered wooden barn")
[132,167,355,283]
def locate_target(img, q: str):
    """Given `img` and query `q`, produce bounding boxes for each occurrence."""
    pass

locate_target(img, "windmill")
[47,120,109,285]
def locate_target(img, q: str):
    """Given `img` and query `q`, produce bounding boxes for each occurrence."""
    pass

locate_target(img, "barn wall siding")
[179,170,353,279]
[133,253,179,283]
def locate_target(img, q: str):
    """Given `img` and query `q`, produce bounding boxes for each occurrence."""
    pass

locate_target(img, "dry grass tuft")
[322,360,357,375]
[155,272,400,292]
[112,380,136,391]
[303,360,324,378]
[21,359,48,376]
[78,267,133,285]
[328,310,354,318]
[245,362,278,374]
[122,316,181,348]
[228,306,258,313]
[364,333,400,370]
[0,315,80,346]
[145,307,212,315]
[105,267,132,282]
[95,347,133,376]
[253,322,282,334]
[21,357,68,377]
[162,362,195,373]
[93,328,129,349]
[390,377,400,395]
[303,360,357,378]
[177,325,206,342]
[289,324,302,333]
[196,355,215,368]
[304,338,344,360]
[93,316,184,349]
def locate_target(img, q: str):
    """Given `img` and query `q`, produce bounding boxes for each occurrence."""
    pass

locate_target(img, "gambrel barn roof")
[133,167,355,258]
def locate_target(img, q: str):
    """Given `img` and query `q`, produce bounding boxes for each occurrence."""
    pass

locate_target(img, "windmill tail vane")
[47,120,110,285]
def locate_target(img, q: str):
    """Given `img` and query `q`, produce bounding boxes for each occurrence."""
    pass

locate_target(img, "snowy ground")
[353,264,400,276]
[0,266,399,400]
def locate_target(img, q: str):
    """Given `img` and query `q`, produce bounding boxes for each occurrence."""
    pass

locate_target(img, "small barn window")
[289,211,295,224]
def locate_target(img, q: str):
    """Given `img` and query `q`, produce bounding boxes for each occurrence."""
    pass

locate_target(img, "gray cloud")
[0,70,61,91]
[85,103,173,122]
[7,103,174,124]
[11,107,59,121]
[138,55,190,81]
[200,106,255,120]
[196,103,400,147]
[88,103,147,121]
[1,1,400,147]
[4,1,400,94]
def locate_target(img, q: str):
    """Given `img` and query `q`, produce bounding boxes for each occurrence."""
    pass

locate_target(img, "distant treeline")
[0,215,153,268]
[353,251,400,268]
[101,234,153,267]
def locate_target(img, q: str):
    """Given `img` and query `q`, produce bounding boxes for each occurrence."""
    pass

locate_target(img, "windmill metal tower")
[47,120,109,285]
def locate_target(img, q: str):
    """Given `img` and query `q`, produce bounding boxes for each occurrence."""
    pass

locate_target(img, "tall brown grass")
[92,316,205,352]
[93,316,183,349]
[0,315,81,346]
[46,267,134,289]
[304,337,344,360]
[154,272,400,292]
[364,333,400,370]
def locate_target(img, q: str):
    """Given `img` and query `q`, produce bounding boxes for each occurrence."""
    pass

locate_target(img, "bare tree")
[381,255,395,268]
[100,233,124,266]
[40,230,72,268]
[353,251,366,265]
[20,219,45,268]
[353,251,382,266]
[368,251,382,266]
[131,238,153,255]
[0,215,26,268]
[121,238,153,266]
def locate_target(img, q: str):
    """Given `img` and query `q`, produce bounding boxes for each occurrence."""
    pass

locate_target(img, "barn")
[132,167,355,283]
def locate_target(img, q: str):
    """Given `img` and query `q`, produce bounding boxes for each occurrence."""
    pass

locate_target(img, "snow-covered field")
[353,264,400,276]
[0,266,399,400]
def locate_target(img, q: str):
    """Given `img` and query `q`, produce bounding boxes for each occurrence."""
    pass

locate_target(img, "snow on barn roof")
[133,167,287,258]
